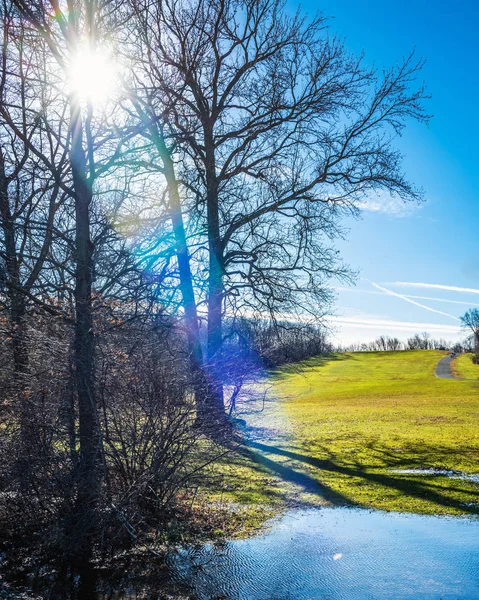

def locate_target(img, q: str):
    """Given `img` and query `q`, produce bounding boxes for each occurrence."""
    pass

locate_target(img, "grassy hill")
[234,350,479,517]
[454,352,479,379]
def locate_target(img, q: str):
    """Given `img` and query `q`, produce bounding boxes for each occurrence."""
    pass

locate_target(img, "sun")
[68,45,118,105]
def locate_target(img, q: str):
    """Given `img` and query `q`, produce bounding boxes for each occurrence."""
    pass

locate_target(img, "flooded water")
[167,507,479,599]
[5,507,479,599]
[389,468,479,483]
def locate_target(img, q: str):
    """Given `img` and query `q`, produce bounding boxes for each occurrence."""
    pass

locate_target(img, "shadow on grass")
[269,353,355,381]
[239,444,353,507]
[243,440,479,516]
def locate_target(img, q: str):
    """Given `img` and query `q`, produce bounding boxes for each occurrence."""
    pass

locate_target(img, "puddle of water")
[390,468,479,483]
[167,507,479,600]
[5,507,479,599]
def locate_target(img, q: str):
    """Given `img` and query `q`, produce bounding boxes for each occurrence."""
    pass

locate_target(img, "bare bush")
[0,308,223,562]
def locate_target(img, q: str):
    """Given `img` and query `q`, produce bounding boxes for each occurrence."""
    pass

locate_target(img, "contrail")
[334,286,478,306]
[391,282,479,295]
[369,281,460,321]
[330,316,461,333]
[406,294,478,306]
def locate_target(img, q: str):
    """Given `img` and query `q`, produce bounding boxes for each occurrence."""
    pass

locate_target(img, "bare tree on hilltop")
[461,308,479,363]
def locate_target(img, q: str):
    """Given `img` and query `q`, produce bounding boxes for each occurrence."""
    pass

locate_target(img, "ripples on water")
[6,507,479,599]
[167,507,479,599]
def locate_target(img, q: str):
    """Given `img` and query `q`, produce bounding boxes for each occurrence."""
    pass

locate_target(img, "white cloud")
[334,286,478,306]
[329,316,462,334]
[390,282,479,295]
[405,295,477,306]
[369,282,460,321]
[330,312,463,345]
[359,192,420,217]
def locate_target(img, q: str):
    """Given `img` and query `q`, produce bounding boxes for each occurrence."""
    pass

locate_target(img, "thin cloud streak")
[370,282,460,321]
[330,316,461,333]
[359,191,421,217]
[334,286,478,306]
[406,294,477,306]
[391,282,479,295]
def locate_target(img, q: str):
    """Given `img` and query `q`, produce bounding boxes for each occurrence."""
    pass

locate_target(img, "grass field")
[453,352,479,380]
[231,350,479,518]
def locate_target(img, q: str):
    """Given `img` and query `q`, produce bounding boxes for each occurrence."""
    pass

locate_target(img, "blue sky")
[295,0,479,344]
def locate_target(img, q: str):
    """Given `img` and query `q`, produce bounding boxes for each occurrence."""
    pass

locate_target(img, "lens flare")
[68,45,118,105]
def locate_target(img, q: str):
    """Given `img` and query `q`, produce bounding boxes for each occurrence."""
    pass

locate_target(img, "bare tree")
[112,91,210,420]
[8,0,131,560]
[0,0,75,489]
[371,336,402,351]
[130,0,428,418]
[461,308,479,363]
[0,0,71,361]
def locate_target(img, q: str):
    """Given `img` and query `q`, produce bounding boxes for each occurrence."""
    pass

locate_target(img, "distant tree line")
[339,331,474,353]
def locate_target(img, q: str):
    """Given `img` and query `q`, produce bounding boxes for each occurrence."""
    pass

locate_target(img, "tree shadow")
[244,440,479,516]
[239,445,352,507]
[269,352,355,381]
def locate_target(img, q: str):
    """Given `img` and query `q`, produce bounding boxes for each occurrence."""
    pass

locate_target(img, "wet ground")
[167,506,479,599]
[390,468,479,484]
[6,506,478,599]
[4,358,479,599]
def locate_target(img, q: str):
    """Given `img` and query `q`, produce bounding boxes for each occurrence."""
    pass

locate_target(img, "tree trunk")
[0,150,28,370]
[0,149,32,481]
[149,129,211,416]
[69,98,100,561]
[204,127,226,419]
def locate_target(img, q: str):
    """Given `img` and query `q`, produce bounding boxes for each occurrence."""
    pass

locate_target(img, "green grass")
[236,350,479,517]
[453,352,479,380]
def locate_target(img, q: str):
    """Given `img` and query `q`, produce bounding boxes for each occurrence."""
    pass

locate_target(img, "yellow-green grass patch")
[240,350,479,517]
[453,352,479,380]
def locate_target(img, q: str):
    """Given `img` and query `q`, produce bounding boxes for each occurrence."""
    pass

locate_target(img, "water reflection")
[5,507,479,599]
[166,507,479,599]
